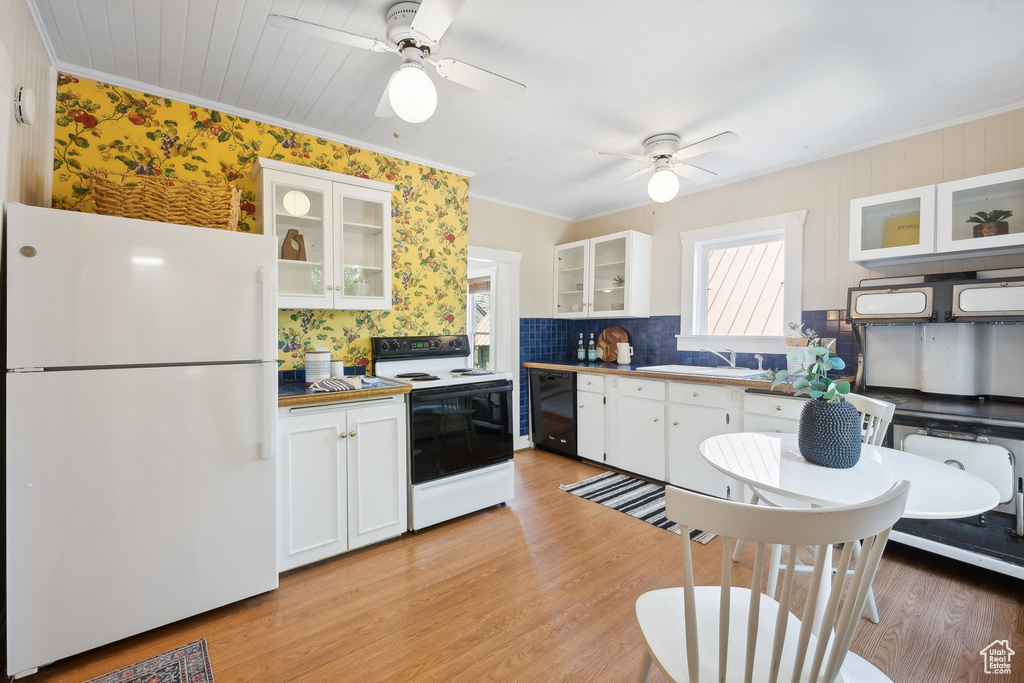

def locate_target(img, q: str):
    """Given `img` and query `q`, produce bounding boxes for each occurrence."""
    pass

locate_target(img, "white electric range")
[372,335,515,530]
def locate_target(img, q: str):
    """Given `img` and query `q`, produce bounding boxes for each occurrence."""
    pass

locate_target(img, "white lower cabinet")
[277,396,407,571]
[613,378,666,480]
[742,392,807,433]
[667,383,739,499]
[576,373,606,462]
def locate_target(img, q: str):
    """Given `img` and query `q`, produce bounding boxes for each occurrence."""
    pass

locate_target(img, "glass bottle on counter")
[587,333,597,362]
[577,333,585,361]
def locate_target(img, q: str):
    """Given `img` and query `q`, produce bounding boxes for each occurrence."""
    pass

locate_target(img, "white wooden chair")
[635,481,909,683]
[737,393,897,624]
[845,393,895,447]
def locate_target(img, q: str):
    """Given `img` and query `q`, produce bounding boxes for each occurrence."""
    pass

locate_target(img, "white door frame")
[468,246,526,450]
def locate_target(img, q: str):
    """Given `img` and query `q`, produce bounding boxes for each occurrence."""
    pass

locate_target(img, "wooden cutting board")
[597,326,629,361]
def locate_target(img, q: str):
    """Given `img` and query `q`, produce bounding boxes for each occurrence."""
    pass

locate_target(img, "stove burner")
[449,368,473,374]
[396,372,430,378]
[409,375,440,381]
[458,369,494,376]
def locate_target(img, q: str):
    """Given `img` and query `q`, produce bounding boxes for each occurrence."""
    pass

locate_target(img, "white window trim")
[678,209,806,354]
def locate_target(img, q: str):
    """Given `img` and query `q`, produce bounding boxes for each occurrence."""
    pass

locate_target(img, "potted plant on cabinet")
[767,323,861,468]
[967,209,1013,238]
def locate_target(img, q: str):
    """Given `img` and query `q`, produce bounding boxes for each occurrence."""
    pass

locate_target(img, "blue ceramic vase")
[797,398,862,468]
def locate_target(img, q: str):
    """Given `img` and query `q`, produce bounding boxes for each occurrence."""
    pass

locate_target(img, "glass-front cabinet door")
[590,233,628,316]
[554,239,590,318]
[336,184,392,310]
[849,185,936,264]
[270,175,335,309]
[936,167,1024,255]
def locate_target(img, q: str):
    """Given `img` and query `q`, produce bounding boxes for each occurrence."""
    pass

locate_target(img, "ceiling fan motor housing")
[643,133,681,159]
[387,1,438,49]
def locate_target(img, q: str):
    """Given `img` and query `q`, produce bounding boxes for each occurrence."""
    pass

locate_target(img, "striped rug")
[560,471,716,544]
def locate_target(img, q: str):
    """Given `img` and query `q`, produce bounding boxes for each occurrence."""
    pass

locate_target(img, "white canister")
[616,342,634,365]
[331,360,345,377]
[304,347,331,385]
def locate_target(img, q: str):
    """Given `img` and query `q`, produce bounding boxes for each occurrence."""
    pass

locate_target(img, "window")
[679,210,806,353]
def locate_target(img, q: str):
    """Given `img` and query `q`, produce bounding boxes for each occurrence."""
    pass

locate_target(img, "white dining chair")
[742,393,898,625]
[635,481,908,683]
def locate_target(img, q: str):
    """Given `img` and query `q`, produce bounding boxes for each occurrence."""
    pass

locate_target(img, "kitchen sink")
[635,364,766,379]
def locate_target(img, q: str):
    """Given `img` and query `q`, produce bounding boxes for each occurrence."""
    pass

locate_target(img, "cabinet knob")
[673,420,679,426]
[327,284,334,290]
[653,417,659,422]
[579,404,585,409]
[637,386,642,391]
[692,392,698,397]
[775,428,782,433]
[349,430,356,437]
[339,432,347,439]
[586,381,592,385]
[776,405,782,411]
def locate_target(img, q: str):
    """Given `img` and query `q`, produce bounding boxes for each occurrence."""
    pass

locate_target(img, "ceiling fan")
[267,0,526,124]
[600,131,740,202]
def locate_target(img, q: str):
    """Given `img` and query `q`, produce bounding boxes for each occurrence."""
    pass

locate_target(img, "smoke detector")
[14,86,35,125]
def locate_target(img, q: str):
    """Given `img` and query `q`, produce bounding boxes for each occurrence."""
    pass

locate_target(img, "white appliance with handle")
[5,204,279,677]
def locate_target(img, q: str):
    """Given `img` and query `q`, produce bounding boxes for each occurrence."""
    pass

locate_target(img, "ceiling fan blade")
[599,151,648,162]
[410,0,468,45]
[267,14,394,53]
[431,57,526,101]
[671,162,717,182]
[605,166,653,190]
[374,72,397,118]
[671,131,740,161]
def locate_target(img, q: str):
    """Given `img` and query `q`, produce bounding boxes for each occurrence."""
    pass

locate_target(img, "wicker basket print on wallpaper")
[90,170,241,231]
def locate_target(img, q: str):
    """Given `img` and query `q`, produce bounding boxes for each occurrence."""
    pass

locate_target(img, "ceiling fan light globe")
[647,168,679,203]
[389,62,437,123]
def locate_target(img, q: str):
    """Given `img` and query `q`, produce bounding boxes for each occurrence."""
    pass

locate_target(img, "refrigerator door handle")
[259,265,275,460]
[259,363,275,460]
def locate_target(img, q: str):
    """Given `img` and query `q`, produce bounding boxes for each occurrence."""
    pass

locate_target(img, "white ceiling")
[25,0,1024,221]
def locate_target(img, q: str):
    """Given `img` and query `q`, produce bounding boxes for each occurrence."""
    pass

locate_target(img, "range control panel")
[371,335,471,361]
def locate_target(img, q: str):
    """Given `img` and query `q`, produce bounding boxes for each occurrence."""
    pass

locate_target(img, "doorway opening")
[468,270,494,370]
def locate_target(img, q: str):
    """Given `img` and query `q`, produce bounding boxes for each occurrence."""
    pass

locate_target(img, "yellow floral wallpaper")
[51,73,468,372]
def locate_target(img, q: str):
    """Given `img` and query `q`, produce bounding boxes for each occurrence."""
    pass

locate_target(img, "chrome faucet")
[701,347,736,367]
[754,354,764,371]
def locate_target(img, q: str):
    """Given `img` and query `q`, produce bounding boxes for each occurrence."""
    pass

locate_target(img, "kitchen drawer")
[577,373,605,394]
[668,381,728,409]
[744,393,806,420]
[618,377,665,401]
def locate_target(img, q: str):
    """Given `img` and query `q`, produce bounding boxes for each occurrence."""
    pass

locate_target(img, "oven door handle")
[912,427,989,443]
[411,382,512,402]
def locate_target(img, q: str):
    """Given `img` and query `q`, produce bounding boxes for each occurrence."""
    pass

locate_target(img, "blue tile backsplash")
[517,311,858,437]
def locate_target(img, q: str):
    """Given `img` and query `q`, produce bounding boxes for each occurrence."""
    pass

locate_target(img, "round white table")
[699,432,1000,519]
[701,432,1001,636]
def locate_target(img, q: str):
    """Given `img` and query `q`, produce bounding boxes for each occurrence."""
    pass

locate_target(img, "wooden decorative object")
[281,229,307,261]
[89,169,240,230]
[596,325,629,361]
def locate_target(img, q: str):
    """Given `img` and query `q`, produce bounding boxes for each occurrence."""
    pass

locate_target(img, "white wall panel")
[1,0,55,207]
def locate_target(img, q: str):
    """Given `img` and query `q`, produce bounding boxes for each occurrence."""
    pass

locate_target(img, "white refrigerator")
[5,203,279,677]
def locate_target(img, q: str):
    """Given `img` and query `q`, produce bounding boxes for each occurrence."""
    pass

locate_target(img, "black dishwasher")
[528,368,577,458]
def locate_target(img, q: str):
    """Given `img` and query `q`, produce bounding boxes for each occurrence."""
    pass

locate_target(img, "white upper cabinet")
[850,167,1024,266]
[936,167,1024,256]
[849,185,936,264]
[554,230,651,318]
[254,158,394,310]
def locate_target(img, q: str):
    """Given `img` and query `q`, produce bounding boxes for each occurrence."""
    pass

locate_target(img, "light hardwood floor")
[19,449,1023,682]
